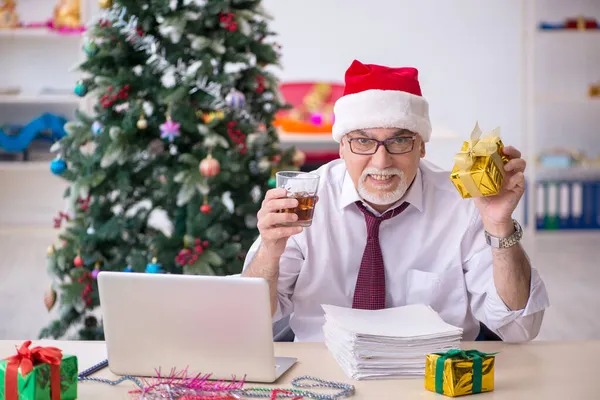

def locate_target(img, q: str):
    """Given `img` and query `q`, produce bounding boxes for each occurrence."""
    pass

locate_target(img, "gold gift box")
[450,122,509,198]
[424,349,497,397]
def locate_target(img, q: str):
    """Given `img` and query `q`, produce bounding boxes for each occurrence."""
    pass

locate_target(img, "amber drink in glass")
[276,171,320,227]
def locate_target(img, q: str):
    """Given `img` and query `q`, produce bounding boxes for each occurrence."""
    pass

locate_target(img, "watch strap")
[485,220,523,248]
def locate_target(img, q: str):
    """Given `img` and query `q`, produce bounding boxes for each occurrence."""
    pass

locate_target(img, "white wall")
[4,0,527,171]
[0,1,85,126]
[533,0,600,157]
[262,0,526,170]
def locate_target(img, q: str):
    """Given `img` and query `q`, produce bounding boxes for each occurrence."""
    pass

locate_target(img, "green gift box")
[0,341,78,400]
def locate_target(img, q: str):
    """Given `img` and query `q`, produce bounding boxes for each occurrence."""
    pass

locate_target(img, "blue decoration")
[50,158,67,175]
[83,40,99,56]
[0,113,67,153]
[91,121,103,135]
[225,89,245,109]
[145,257,163,273]
[123,266,134,272]
[74,81,87,97]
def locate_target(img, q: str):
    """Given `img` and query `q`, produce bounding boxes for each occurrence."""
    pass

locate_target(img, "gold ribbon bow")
[450,122,504,198]
[453,122,501,170]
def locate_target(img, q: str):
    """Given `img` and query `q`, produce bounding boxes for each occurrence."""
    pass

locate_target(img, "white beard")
[357,167,409,206]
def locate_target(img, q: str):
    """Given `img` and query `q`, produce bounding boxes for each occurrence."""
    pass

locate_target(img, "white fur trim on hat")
[332,89,432,142]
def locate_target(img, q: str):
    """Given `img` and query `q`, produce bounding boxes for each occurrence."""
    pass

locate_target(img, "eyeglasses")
[346,136,416,155]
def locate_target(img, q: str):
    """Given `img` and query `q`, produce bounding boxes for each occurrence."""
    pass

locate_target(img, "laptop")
[97,271,297,383]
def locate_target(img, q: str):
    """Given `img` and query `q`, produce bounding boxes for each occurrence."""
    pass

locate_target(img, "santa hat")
[332,60,432,143]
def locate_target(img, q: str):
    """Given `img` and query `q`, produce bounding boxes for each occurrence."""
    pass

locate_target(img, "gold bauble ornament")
[44,286,57,311]
[47,244,56,256]
[202,111,225,124]
[137,115,148,130]
[98,0,112,8]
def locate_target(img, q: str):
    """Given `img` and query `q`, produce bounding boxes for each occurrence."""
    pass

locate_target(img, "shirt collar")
[338,165,424,214]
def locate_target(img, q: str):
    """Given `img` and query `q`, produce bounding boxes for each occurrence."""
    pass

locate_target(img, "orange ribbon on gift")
[3,340,63,400]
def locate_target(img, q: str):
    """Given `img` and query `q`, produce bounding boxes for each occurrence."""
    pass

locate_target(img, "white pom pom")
[133,65,143,76]
[245,215,258,228]
[147,207,174,237]
[161,67,177,88]
[221,192,234,213]
[109,126,122,140]
[143,102,154,116]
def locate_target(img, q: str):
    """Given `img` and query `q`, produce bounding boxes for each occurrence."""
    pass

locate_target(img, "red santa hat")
[332,60,432,143]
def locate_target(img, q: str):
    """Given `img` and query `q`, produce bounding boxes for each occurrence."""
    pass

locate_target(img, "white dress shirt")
[242,158,550,343]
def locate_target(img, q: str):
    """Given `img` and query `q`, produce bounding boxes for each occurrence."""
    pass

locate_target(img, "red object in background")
[304,151,339,166]
[274,82,344,134]
[279,82,345,107]
[565,17,598,29]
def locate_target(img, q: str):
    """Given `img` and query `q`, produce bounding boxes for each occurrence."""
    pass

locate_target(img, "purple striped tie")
[352,201,409,310]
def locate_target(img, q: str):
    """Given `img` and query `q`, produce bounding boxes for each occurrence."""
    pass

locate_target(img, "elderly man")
[242,59,549,343]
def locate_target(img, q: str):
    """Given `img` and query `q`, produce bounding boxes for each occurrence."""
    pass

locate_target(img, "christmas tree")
[40,0,301,340]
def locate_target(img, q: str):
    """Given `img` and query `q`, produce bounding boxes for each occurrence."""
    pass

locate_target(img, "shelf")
[536,96,600,105]
[0,94,81,105]
[0,28,83,39]
[537,29,600,35]
[536,166,600,181]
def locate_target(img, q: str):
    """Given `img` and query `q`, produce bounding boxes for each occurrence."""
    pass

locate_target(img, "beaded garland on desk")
[78,369,355,399]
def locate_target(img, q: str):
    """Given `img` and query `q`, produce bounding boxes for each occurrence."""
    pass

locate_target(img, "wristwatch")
[484,219,523,248]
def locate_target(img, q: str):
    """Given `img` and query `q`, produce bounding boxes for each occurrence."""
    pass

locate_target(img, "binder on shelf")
[533,179,599,230]
[536,182,546,230]
[571,182,584,230]
[558,182,570,230]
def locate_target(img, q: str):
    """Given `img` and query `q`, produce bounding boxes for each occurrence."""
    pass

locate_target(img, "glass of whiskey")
[276,171,320,227]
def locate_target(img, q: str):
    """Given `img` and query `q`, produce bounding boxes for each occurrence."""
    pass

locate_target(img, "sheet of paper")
[322,304,463,380]
[321,303,462,338]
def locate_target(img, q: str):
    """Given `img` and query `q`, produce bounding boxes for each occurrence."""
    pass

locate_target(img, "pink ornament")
[160,117,181,142]
[309,112,323,126]
[199,154,220,177]
[91,269,100,279]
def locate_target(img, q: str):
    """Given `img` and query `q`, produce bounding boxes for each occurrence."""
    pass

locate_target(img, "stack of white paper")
[322,303,463,380]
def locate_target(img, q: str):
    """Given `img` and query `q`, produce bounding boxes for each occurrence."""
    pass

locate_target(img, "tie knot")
[355,201,409,238]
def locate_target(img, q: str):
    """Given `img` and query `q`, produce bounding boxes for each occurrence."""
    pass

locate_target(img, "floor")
[1,156,599,341]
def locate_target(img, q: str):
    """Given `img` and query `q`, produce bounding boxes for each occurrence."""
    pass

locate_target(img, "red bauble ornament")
[200,204,212,214]
[74,255,84,268]
[199,154,220,177]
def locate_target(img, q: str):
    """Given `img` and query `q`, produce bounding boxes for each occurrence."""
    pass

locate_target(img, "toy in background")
[589,81,600,98]
[538,15,599,30]
[273,82,343,134]
[537,148,586,169]
[0,0,19,28]
[10,0,86,34]
[0,113,68,160]
[52,0,80,29]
